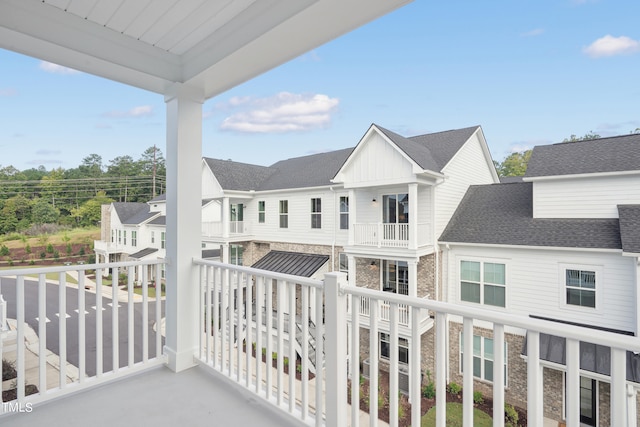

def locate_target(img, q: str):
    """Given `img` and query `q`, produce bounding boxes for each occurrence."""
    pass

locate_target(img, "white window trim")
[311,197,322,229]
[457,256,508,309]
[380,332,409,365]
[460,332,508,387]
[558,263,603,314]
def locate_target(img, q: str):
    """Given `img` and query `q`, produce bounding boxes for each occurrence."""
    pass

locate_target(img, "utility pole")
[152,144,157,197]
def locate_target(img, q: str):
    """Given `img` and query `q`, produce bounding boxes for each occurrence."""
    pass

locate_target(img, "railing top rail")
[0,259,166,277]
[193,258,324,289]
[346,284,640,352]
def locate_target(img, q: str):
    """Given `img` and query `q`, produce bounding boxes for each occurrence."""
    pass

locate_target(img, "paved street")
[0,276,164,376]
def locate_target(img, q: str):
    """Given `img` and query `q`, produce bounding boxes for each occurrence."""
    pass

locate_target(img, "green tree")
[0,195,32,233]
[31,197,60,225]
[562,131,600,142]
[495,150,532,177]
[71,191,113,226]
[139,146,165,176]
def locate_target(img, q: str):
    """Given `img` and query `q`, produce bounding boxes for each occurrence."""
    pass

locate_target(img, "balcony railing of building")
[358,294,430,328]
[202,221,249,238]
[193,260,639,427]
[0,260,166,413]
[93,240,120,253]
[2,259,639,427]
[353,223,431,249]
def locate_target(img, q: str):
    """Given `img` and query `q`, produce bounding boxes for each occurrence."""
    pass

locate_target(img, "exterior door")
[580,377,596,426]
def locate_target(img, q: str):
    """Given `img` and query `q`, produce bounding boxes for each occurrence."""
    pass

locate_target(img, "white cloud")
[103,105,154,118]
[220,92,339,133]
[38,61,81,75]
[521,28,544,37]
[583,35,640,58]
[36,149,62,156]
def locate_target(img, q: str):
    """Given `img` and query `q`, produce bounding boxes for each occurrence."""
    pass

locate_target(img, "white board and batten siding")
[434,132,497,238]
[335,132,416,188]
[249,189,349,247]
[532,174,640,218]
[201,161,224,199]
[446,245,637,334]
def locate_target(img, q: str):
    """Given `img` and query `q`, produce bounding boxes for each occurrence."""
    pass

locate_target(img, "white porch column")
[347,254,357,287]
[164,83,204,372]
[348,189,355,246]
[408,259,418,298]
[408,183,418,249]
[222,197,230,239]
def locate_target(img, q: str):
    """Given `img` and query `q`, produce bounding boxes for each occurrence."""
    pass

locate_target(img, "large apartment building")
[94,125,640,426]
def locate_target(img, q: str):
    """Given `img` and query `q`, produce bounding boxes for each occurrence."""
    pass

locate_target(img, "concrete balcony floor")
[2,365,301,427]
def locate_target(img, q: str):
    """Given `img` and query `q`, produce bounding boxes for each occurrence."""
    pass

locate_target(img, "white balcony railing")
[202,221,249,238]
[2,259,638,427]
[192,260,639,427]
[353,223,432,248]
[0,260,166,411]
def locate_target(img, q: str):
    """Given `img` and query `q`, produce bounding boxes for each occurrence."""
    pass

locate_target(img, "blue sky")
[1,0,639,172]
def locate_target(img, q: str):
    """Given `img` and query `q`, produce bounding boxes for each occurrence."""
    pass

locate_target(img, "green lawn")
[0,266,78,285]
[421,402,493,427]
[133,286,165,298]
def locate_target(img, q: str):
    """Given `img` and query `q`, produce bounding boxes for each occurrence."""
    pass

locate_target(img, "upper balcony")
[1,260,638,427]
[352,222,432,250]
[202,220,252,242]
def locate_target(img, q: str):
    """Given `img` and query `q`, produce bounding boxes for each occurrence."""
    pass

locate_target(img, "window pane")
[473,356,481,377]
[340,196,348,213]
[581,270,596,289]
[461,282,480,303]
[461,261,480,282]
[484,263,505,285]
[581,290,596,308]
[484,338,494,360]
[484,360,494,382]
[566,269,581,286]
[473,335,481,357]
[484,285,505,307]
[340,213,349,229]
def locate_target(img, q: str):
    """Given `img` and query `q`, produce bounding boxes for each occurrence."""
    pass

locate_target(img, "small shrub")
[66,243,72,255]
[447,382,462,395]
[79,246,86,256]
[505,403,519,427]
[46,243,54,254]
[2,359,17,381]
[25,244,31,254]
[473,391,484,404]
[422,370,436,398]
[29,259,35,265]
[40,251,46,260]
[0,245,9,256]
[53,250,60,260]
[7,259,13,266]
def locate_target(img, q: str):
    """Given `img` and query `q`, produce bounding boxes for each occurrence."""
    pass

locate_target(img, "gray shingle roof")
[618,205,640,254]
[112,203,152,225]
[525,133,640,178]
[148,216,166,225]
[203,158,275,191]
[205,125,479,192]
[377,125,480,172]
[259,148,353,190]
[439,182,622,249]
[251,251,329,277]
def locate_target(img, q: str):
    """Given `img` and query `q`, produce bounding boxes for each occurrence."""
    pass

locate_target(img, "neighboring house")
[201,123,498,384]
[439,133,640,426]
[94,194,222,280]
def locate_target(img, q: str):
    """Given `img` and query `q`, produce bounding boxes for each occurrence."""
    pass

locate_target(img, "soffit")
[0,0,412,99]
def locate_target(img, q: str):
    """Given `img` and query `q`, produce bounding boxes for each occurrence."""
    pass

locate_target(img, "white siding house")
[440,133,640,425]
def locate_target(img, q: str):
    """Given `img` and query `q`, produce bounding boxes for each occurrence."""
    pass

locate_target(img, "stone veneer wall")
[448,323,528,411]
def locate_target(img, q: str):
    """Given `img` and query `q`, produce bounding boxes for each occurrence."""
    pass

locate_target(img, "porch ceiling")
[0,0,412,99]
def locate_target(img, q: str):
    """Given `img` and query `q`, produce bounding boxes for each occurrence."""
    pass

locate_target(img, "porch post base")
[164,345,197,373]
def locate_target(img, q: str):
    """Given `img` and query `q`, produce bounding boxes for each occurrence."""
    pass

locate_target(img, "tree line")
[0,146,166,234]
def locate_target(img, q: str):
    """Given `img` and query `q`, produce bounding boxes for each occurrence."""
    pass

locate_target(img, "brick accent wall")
[448,323,528,411]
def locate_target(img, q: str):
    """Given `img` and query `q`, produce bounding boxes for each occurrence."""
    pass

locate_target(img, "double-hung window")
[566,269,596,308]
[380,332,409,365]
[258,201,265,223]
[131,231,137,247]
[279,200,288,228]
[460,260,506,307]
[461,334,507,385]
[311,198,321,229]
[151,231,155,244]
[339,196,349,230]
[230,245,243,266]
[161,232,165,249]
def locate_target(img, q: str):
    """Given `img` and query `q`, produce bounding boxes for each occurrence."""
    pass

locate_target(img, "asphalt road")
[1,277,164,376]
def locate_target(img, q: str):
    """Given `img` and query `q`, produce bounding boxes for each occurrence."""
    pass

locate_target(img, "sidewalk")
[2,319,80,395]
